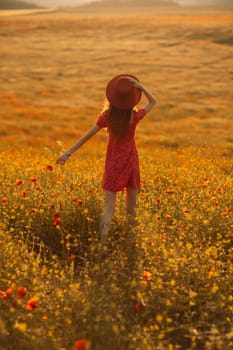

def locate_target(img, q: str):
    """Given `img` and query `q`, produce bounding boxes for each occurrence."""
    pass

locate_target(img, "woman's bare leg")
[126,186,138,226]
[99,190,116,244]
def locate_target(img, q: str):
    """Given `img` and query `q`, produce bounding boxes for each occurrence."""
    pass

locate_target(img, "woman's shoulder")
[133,108,146,122]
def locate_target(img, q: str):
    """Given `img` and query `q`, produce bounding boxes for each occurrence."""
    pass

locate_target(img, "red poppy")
[72,339,90,350]
[160,234,167,240]
[30,177,37,183]
[165,189,173,195]
[26,297,39,310]
[16,179,22,186]
[180,232,187,237]
[17,286,26,298]
[53,213,61,227]
[47,165,53,171]
[143,271,152,281]
[140,280,148,287]
[1,197,7,204]
[69,253,77,260]
[0,287,13,301]
[135,302,142,313]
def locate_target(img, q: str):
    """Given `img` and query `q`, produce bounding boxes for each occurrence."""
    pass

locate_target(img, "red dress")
[96,108,146,192]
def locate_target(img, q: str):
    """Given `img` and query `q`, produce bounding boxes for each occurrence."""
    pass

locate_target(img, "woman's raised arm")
[130,79,156,113]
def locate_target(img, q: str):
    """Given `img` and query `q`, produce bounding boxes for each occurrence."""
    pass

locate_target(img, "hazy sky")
[176,0,232,4]
[22,0,233,7]
[22,0,101,7]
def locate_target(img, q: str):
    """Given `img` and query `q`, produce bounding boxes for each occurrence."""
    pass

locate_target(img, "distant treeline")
[0,0,40,9]
[83,0,178,8]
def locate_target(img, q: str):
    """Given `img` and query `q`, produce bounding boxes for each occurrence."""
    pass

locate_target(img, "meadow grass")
[0,147,232,350]
[0,11,233,148]
[0,9,233,350]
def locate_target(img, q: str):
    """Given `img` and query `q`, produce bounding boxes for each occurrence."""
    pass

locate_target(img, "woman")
[56,74,156,243]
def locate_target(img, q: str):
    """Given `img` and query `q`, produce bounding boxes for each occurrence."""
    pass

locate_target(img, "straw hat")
[106,74,142,109]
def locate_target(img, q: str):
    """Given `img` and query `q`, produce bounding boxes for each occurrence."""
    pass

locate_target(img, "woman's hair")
[107,105,132,141]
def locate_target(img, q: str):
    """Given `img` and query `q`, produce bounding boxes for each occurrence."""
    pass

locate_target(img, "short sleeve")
[134,108,146,123]
[96,110,108,128]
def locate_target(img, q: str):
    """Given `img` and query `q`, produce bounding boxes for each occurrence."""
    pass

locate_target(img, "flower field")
[0,8,233,350]
[0,147,232,350]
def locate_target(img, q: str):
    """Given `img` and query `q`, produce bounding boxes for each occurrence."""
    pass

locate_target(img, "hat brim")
[106,74,142,109]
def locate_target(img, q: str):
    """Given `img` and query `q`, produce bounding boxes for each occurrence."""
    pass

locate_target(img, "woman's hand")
[128,77,143,90]
[56,153,70,165]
